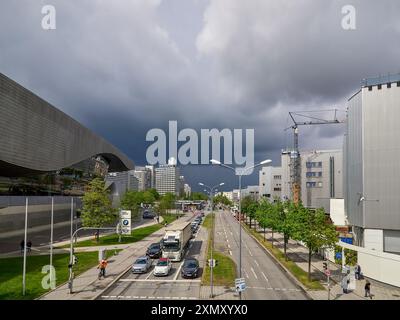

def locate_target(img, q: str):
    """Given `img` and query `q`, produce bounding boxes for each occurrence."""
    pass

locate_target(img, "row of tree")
[241,197,338,280]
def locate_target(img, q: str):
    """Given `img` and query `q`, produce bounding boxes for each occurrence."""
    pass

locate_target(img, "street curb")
[242,225,314,300]
[91,264,132,300]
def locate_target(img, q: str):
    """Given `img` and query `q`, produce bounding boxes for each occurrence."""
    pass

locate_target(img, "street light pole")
[199,182,224,299]
[210,159,271,301]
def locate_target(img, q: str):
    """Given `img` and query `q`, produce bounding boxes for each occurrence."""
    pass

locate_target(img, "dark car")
[181,258,200,278]
[143,211,156,219]
[146,242,162,258]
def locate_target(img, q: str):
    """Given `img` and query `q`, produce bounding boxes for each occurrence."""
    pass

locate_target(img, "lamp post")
[199,181,224,299]
[210,159,271,300]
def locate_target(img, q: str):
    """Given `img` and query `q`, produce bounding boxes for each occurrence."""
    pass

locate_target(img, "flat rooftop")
[361,73,400,87]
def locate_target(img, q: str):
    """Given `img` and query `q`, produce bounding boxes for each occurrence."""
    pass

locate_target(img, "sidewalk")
[40,216,172,300]
[199,286,238,300]
[249,221,400,300]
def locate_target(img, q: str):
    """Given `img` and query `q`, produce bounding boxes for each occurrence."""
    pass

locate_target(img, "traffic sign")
[119,210,131,235]
[208,259,216,268]
[235,278,246,292]
[325,270,331,277]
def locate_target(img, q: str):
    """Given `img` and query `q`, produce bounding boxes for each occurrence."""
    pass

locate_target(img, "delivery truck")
[161,221,192,262]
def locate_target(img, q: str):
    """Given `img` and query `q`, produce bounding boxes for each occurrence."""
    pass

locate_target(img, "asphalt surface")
[214,210,309,300]
[0,216,152,254]
[99,213,207,300]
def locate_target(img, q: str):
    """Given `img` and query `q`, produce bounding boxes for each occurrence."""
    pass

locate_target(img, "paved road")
[214,210,308,300]
[99,213,207,300]
[0,216,153,255]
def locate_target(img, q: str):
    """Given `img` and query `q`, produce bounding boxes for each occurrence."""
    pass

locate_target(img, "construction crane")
[285,109,345,204]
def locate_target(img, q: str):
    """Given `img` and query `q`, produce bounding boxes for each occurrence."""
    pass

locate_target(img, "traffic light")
[73,255,78,265]
[323,262,328,271]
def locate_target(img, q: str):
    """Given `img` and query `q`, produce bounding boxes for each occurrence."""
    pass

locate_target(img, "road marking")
[174,261,185,280]
[227,244,231,249]
[261,272,269,282]
[250,267,258,279]
[248,249,253,257]
[102,295,198,300]
[229,250,232,256]
[254,260,259,267]
[119,279,202,283]
[145,270,153,280]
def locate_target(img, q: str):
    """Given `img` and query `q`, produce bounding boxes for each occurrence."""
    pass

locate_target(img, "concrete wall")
[339,241,400,288]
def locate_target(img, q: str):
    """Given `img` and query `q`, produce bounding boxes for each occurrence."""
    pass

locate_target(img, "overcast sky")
[1,0,400,191]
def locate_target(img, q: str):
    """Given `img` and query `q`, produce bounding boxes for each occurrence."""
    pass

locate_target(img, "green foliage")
[293,206,338,253]
[81,178,117,228]
[213,194,233,207]
[184,192,208,201]
[345,249,357,266]
[147,188,160,201]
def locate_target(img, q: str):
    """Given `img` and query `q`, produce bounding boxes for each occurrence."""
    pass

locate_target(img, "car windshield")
[150,244,160,249]
[157,260,168,266]
[135,259,147,264]
[162,241,180,251]
[184,261,198,268]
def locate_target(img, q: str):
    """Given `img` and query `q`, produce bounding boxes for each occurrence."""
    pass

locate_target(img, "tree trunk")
[271,230,274,247]
[284,234,288,261]
[308,247,312,281]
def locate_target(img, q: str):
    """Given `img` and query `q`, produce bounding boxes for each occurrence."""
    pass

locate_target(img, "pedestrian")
[97,259,108,279]
[355,264,361,280]
[365,281,372,299]
[342,276,349,294]
[20,240,24,254]
[27,240,32,253]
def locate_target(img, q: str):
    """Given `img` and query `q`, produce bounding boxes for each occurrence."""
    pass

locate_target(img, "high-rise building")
[281,149,343,208]
[155,158,180,196]
[184,184,191,197]
[241,185,260,201]
[133,166,152,191]
[106,171,139,205]
[259,166,282,202]
[344,74,400,253]
[145,165,156,189]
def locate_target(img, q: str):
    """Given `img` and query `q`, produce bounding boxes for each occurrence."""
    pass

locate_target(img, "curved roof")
[0,73,134,177]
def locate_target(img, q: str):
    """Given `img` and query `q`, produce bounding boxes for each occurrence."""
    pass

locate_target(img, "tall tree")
[120,190,144,220]
[274,200,298,260]
[294,206,338,280]
[81,178,117,242]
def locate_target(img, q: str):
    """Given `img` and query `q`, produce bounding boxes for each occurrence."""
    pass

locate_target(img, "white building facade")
[281,149,343,208]
[259,166,282,202]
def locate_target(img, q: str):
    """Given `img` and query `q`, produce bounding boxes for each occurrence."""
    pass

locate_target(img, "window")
[274,187,281,191]
[378,84,382,90]
[262,183,265,186]
[318,182,323,188]
[387,83,392,89]
[273,175,281,180]
[368,86,373,91]
[397,82,400,87]
[306,182,316,188]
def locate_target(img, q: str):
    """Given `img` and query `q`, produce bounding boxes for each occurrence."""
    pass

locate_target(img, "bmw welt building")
[0,73,134,247]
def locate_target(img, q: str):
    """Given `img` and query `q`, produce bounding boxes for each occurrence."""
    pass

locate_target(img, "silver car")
[132,256,152,273]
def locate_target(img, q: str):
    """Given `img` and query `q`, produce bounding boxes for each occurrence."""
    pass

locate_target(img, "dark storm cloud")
[1,0,399,190]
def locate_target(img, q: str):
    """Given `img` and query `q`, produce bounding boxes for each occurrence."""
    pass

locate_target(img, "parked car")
[146,242,162,259]
[181,258,199,278]
[143,210,156,219]
[132,256,152,273]
[153,258,172,276]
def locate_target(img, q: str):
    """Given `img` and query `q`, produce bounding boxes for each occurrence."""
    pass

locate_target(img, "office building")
[259,166,282,201]
[155,158,180,196]
[344,74,400,253]
[281,149,343,208]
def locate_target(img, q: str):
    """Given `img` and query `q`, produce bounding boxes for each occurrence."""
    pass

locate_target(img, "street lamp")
[210,159,271,300]
[199,181,224,298]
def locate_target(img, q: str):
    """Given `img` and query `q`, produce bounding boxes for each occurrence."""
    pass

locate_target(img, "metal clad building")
[345,75,400,253]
